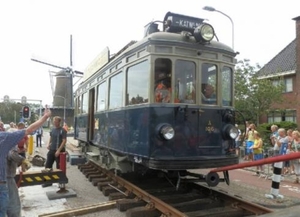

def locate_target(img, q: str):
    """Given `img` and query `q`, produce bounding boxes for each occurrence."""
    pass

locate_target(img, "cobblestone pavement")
[21,132,300,216]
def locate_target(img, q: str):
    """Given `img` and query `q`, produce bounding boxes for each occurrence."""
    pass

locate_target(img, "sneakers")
[42,183,52,188]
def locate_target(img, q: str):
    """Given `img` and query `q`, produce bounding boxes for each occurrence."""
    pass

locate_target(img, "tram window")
[126,60,149,105]
[154,58,172,103]
[174,60,196,104]
[78,96,82,114]
[74,98,78,115]
[109,71,123,109]
[222,67,233,106]
[82,92,89,113]
[201,64,217,104]
[96,81,107,111]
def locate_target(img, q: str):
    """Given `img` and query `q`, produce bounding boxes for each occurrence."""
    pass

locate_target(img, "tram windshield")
[174,60,196,104]
[201,63,217,104]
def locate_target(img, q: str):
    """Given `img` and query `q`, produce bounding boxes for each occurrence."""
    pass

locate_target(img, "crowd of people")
[0,108,69,217]
[235,121,300,183]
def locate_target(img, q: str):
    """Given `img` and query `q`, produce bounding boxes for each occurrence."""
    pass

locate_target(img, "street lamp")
[203,6,234,50]
[54,95,66,123]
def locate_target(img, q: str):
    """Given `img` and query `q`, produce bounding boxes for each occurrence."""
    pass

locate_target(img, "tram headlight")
[222,124,238,140]
[157,124,175,140]
[194,23,215,42]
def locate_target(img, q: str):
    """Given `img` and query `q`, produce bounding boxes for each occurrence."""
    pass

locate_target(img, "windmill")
[31,35,83,125]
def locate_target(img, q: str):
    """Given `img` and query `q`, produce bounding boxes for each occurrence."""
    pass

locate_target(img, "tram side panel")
[75,105,237,169]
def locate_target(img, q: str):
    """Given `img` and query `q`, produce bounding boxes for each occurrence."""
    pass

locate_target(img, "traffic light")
[23,106,30,119]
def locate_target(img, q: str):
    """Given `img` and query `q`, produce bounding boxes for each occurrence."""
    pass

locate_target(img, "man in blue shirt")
[0,108,51,217]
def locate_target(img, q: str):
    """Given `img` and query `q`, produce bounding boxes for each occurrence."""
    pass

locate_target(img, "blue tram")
[74,12,239,186]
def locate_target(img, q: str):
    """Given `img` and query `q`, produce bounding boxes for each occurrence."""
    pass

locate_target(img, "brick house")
[257,16,300,126]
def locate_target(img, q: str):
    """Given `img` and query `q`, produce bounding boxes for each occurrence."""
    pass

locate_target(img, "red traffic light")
[23,106,30,118]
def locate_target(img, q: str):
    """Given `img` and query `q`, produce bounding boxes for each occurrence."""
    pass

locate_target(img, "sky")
[0,0,299,106]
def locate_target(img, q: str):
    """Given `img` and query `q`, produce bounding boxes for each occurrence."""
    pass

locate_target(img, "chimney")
[293,16,300,74]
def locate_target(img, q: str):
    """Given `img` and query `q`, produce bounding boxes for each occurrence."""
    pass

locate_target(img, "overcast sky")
[0,0,299,106]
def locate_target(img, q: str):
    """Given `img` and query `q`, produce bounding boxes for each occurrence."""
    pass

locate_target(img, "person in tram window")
[155,71,171,103]
[201,83,216,104]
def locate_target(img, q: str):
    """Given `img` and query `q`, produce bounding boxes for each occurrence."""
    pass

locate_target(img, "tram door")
[88,88,95,142]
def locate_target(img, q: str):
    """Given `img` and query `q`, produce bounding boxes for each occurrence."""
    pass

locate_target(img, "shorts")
[254,153,263,161]
[245,141,254,155]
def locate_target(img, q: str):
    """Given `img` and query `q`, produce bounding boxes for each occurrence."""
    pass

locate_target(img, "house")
[257,16,300,126]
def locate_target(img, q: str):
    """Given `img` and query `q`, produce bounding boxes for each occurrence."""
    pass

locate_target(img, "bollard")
[59,152,67,174]
[265,161,284,199]
[58,152,68,193]
[28,135,33,156]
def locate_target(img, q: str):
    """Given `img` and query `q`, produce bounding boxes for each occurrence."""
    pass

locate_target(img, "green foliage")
[0,102,42,124]
[234,59,284,124]
[0,102,23,123]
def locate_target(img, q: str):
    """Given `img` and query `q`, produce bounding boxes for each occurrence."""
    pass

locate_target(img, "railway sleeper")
[85,170,102,178]
[116,198,147,212]
[109,192,128,201]
[102,186,120,196]
[77,163,91,169]
[82,168,98,175]
[126,207,160,217]
[88,173,106,182]
[97,181,113,191]
[91,177,110,186]
[78,163,93,171]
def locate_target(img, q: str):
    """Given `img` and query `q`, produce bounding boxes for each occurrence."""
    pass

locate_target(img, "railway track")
[72,160,273,217]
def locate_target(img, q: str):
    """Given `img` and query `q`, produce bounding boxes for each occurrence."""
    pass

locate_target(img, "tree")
[234,59,284,125]
[0,101,42,124]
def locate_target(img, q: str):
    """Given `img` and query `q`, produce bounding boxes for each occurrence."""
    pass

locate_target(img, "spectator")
[0,122,5,131]
[6,148,30,217]
[291,130,300,183]
[36,126,43,147]
[244,123,257,161]
[43,116,67,187]
[16,122,28,158]
[0,108,51,216]
[270,125,279,155]
[250,131,264,175]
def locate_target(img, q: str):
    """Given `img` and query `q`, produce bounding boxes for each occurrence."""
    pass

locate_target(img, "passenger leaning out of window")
[155,72,171,103]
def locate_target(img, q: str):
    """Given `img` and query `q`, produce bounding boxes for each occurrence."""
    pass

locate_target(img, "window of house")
[127,60,149,105]
[267,110,296,123]
[109,72,123,109]
[96,81,106,111]
[285,77,293,92]
[272,78,293,93]
[174,60,196,104]
[222,66,233,106]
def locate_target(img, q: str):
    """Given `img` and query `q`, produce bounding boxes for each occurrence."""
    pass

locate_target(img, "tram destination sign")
[164,12,204,33]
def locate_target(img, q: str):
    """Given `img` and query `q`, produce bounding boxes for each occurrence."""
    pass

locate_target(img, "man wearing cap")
[0,108,51,217]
